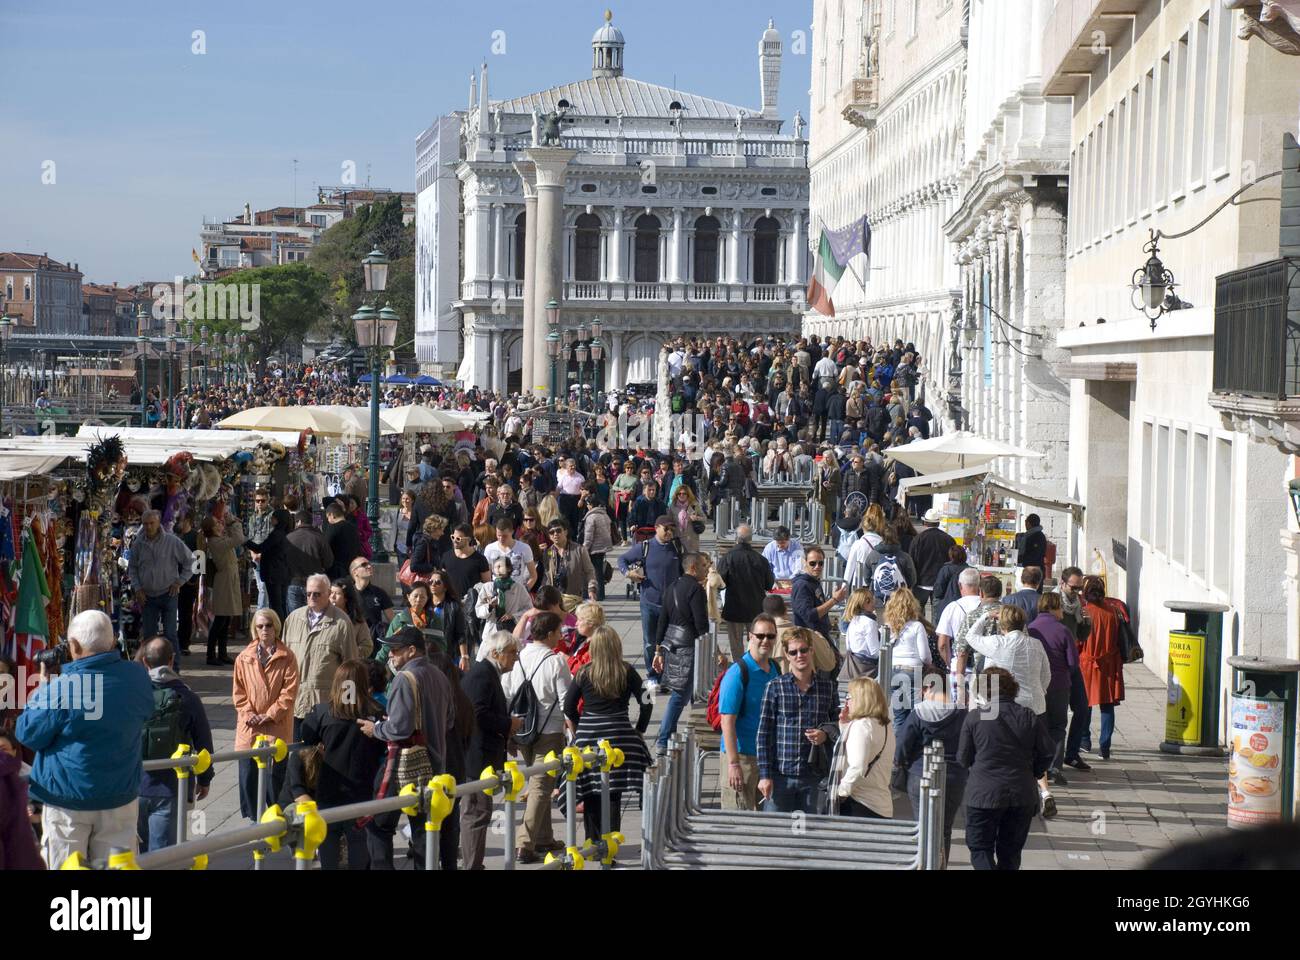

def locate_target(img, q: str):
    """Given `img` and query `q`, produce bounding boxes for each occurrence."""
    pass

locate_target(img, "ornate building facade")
[414,14,810,392]
[945,0,1074,531]
[802,0,967,418]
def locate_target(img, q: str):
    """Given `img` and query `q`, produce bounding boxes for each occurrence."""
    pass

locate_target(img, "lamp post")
[356,247,394,562]
[184,320,194,391]
[0,311,10,437]
[137,306,150,426]
[546,298,561,406]
[200,325,209,393]
[165,320,177,427]
[238,332,247,384]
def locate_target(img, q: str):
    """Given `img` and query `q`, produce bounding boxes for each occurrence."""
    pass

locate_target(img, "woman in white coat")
[834,676,895,819]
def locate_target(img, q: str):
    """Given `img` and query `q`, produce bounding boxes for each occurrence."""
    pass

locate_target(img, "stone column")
[728,210,743,284]
[527,146,577,400]
[610,208,624,283]
[514,161,539,397]
[610,330,624,390]
[491,204,505,281]
[790,212,804,286]
[670,208,691,282]
[475,200,492,282]
[563,225,576,282]
[490,329,503,392]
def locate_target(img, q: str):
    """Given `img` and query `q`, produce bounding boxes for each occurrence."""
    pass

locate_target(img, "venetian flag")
[806,215,871,317]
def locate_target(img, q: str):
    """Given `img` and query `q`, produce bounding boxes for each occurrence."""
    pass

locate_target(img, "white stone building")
[802,0,967,413]
[945,0,1075,538]
[1047,0,1300,681]
[414,13,810,392]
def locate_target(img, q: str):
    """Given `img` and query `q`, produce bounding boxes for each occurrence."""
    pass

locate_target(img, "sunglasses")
[751,632,777,641]
[807,560,824,568]
[786,647,811,657]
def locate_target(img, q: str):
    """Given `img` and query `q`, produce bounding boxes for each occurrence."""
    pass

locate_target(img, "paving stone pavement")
[179,542,1229,870]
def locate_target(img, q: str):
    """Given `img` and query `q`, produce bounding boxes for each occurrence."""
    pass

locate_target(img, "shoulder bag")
[393,672,434,791]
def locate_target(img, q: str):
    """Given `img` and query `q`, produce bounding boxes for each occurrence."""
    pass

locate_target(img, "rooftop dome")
[592,10,625,78]
[762,18,780,43]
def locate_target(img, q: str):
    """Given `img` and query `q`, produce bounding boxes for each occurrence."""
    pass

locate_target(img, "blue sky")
[0,0,812,283]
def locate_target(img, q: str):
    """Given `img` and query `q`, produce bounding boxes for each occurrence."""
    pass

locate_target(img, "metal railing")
[1212,257,1300,399]
[641,729,945,870]
[77,741,628,872]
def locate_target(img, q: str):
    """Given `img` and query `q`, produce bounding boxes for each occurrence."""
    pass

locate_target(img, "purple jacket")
[0,752,44,870]
[1028,613,1078,694]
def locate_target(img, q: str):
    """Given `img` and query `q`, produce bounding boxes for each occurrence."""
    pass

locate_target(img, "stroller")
[624,525,658,599]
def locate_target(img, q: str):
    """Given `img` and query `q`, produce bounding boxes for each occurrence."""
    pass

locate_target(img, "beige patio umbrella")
[378,405,469,434]
[215,406,364,438]
[885,430,1044,474]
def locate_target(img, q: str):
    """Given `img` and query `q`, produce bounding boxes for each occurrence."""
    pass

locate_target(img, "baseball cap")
[381,626,426,651]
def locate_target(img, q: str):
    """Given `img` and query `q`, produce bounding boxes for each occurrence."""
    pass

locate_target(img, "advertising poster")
[1164,631,1204,744]
[1228,695,1285,828]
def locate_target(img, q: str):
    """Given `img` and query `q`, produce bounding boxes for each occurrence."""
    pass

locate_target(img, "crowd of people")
[0,331,1135,873]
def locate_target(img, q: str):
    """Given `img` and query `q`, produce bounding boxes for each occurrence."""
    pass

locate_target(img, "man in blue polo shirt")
[718,614,781,810]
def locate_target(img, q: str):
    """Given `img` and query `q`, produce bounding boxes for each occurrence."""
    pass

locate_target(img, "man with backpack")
[714,615,781,810]
[505,612,571,864]
[618,516,683,689]
[861,533,918,609]
[137,636,214,853]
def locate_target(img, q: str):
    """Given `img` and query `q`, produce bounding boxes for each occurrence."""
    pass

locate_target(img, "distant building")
[81,283,118,336]
[414,12,810,390]
[0,252,84,334]
[198,188,415,278]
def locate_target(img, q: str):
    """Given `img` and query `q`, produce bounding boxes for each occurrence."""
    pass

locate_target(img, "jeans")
[253,566,268,611]
[141,592,179,648]
[137,795,177,852]
[590,553,606,602]
[1065,666,1090,757]
[965,804,1036,871]
[656,688,690,750]
[640,601,663,681]
[827,418,844,445]
[177,580,199,652]
[1044,687,1070,773]
[840,796,886,818]
[1066,700,1116,759]
[764,773,822,814]
[318,821,369,870]
[286,584,307,615]
[889,665,921,734]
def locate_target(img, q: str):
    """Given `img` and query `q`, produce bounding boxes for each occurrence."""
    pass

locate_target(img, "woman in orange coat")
[1076,577,1125,760]
[232,608,300,819]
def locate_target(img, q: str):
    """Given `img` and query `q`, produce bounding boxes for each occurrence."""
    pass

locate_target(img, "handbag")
[397,558,431,589]
[842,651,879,680]
[394,672,434,791]
[1113,602,1143,663]
[691,518,707,535]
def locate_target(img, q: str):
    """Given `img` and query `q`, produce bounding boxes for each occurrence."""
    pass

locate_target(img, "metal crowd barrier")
[73,742,628,872]
[640,728,946,870]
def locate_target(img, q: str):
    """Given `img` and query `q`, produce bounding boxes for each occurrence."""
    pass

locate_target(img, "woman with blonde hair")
[669,484,707,553]
[882,586,932,731]
[834,676,895,819]
[232,608,299,819]
[817,449,841,541]
[845,502,892,590]
[537,491,561,529]
[840,588,880,678]
[561,625,653,842]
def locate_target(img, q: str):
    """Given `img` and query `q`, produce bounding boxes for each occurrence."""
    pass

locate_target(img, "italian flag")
[807,230,847,318]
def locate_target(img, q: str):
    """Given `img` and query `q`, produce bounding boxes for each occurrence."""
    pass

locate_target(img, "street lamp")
[1131,229,1180,330]
[546,330,562,404]
[589,335,604,397]
[184,320,194,391]
[165,319,177,427]
[200,325,210,393]
[137,305,150,426]
[356,246,397,563]
[0,311,10,437]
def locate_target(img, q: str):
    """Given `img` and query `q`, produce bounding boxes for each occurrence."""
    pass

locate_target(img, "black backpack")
[141,683,186,761]
[508,652,559,748]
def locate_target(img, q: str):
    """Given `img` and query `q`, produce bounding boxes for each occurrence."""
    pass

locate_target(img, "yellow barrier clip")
[192,748,212,776]
[253,734,271,769]
[543,846,585,871]
[480,765,498,796]
[272,738,289,763]
[544,749,560,778]
[597,739,625,772]
[293,800,327,863]
[260,804,287,853]
[601,831,624,865]
[426,774,456,831]
[399,782,423,817]
[191,854,209,871]
[59,852,90,870]
[503,761,525,802]
[171,743,194,779]
[107,850,141,870]
[562,745,585,781]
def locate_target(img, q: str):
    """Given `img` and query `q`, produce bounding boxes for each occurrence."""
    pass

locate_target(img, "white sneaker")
[1040,791,1057,819]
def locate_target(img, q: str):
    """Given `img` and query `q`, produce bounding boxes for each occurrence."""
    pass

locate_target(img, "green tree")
[199,261,330,367]
[309,195,416,357]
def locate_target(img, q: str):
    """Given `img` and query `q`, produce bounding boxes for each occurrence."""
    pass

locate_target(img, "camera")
[33,642,71,668]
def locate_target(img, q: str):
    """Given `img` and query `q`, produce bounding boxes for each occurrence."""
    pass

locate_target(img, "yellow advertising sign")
[1165,631,1204,745]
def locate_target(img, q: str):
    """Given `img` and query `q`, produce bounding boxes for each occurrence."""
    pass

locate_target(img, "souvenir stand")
[898,466,1084,591]
[0,430,291,667]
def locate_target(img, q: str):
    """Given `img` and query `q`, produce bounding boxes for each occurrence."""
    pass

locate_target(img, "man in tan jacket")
[282,573,358,739]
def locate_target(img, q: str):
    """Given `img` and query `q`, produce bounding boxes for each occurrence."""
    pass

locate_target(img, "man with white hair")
[460,629,522,869]
[16,610,155,867]
[282,573,358,740]
[936,567,983,666]
[127,509,195,658]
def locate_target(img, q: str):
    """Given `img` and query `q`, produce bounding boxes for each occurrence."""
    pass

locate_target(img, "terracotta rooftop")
[0,252,78,272]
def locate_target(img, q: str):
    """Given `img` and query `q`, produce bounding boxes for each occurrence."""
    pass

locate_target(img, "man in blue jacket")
[17,610,154,867]
[790,547,847,638]
[619,515,682,688]
[137,636,214,852]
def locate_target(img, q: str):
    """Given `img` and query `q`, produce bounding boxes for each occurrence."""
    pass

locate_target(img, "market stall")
[898,465,1084,591]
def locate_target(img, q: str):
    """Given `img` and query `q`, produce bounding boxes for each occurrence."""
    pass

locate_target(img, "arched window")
[693,215,720,284]
[752,216,781,285]
[513,212,527,280]
[574,213,601,282]
[634,214,661,283]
